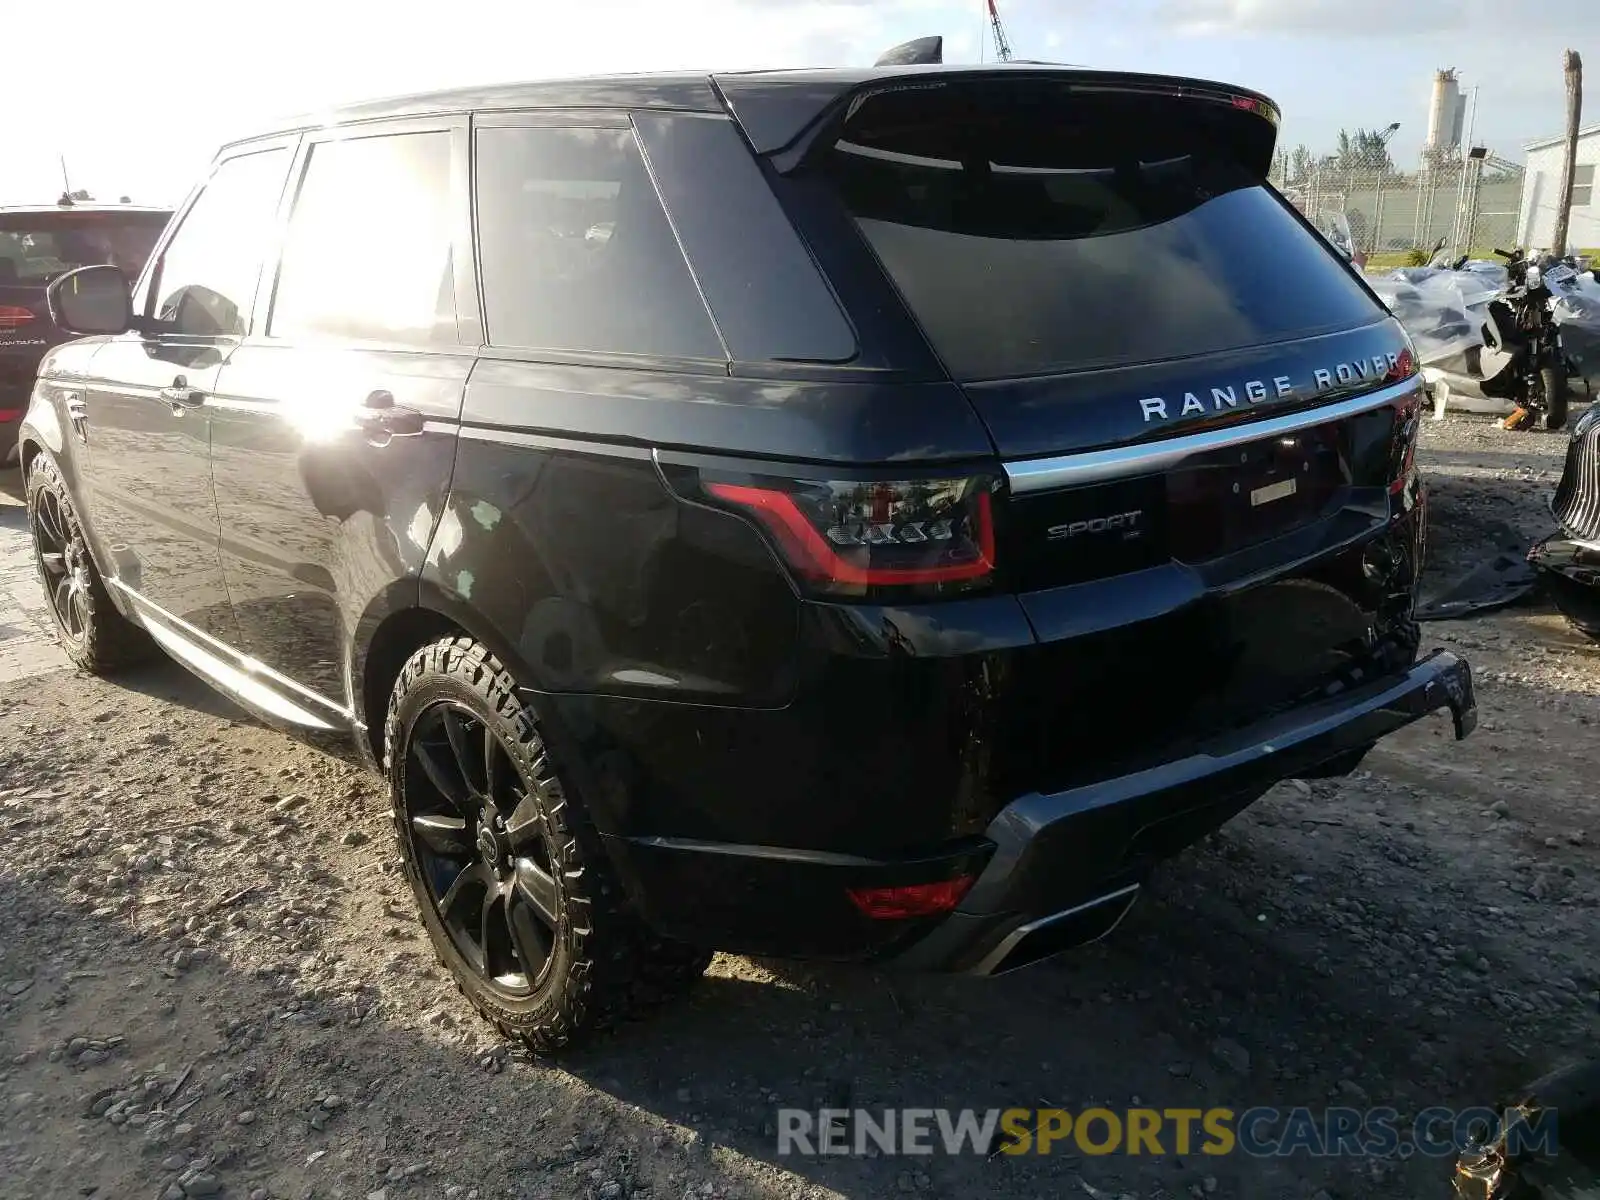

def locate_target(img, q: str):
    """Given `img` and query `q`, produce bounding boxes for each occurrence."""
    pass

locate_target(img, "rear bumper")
[610,649,1475,972]
[897,648,1474,974]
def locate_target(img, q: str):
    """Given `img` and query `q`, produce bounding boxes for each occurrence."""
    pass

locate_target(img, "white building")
[1517,124,1599,251]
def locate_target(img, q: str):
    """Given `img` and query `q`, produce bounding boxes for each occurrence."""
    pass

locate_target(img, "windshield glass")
[0,211,169,286]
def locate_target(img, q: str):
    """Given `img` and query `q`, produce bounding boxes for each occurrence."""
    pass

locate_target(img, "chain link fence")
[1272,149,1526,269]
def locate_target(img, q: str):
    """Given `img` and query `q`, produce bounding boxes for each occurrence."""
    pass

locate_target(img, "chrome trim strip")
[456,423,655,459]
[106,577,352,721]
[626,835,891,868]
[1003,377,1421,493]
[142,621,336,731]
[968,883,1141,977]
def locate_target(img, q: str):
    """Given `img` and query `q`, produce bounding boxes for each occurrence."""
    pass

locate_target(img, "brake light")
[848,876,974,920]
[1387,364,1422,495]
[0,306,35,328]
[702,474,997,597]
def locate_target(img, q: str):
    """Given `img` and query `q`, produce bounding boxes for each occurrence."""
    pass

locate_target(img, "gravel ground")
[0,413,1596,1200]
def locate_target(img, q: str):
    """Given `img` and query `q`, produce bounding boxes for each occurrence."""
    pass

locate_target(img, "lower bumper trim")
[897,649,1475,973]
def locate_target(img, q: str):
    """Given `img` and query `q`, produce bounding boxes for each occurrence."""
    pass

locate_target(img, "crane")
[987,0,1013,63]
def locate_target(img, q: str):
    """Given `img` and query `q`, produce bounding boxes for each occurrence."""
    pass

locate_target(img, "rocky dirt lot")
[0,414,1596,1200]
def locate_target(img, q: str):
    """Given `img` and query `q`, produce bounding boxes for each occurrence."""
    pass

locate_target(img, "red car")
[1,200,172,463]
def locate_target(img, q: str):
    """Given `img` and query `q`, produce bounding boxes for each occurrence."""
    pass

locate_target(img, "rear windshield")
[0,211,169,287]
[818,84,1383,381]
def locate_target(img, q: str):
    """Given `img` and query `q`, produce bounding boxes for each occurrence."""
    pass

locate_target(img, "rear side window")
[632,113,856,364]
[151,148,291,337]
[271,131,458,345]
[819,83,1384,381]
[474,125,724,360]
[0,212,168,286]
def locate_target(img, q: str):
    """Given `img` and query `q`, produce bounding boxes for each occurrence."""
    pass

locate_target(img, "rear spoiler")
[714,67,1282,174]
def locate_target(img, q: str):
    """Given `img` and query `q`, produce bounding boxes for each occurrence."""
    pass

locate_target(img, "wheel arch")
[351,578,546,768]
[19,435,45,479]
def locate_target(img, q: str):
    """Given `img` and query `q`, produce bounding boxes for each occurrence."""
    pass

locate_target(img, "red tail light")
[0,306,35,328]
[848,876,974,920]
[701,474,997,598]
[1387,350,1422,495]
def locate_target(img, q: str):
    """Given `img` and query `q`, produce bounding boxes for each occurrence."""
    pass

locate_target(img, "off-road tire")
[1540,365,1570,432]
[384,635,712,1052]
[25,454,154,673]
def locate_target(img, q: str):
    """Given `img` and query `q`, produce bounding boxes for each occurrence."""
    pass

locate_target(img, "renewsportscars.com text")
[775,1106,1558,1159]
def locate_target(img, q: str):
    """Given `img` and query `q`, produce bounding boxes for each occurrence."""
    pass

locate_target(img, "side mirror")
[47,264,133,336]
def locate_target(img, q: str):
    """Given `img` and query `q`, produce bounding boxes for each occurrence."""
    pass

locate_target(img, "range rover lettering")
[20,63,1476,1050]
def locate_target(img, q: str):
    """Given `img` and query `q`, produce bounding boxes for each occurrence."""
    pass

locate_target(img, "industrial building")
[1517,124,1599,251]
[1424,68,1468,166]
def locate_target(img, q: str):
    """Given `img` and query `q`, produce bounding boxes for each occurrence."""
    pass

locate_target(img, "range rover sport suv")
[22,64,1476,1049]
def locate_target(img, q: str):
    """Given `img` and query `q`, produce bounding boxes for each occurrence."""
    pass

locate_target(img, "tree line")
[1274,127,1519,184]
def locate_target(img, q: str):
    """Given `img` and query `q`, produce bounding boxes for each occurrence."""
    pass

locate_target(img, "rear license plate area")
[1167,424,1346,561]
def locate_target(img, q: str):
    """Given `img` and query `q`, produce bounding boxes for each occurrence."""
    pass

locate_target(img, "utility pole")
[1551,50,1584,256]
[1369,122,1401,253]
[1451,87,1480,256]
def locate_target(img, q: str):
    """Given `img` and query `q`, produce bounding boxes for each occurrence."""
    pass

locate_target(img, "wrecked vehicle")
[21,62,1475,1050]
[1530,404,1600,638]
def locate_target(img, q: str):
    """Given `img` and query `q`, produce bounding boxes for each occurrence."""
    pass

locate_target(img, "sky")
[5,0,1596,206]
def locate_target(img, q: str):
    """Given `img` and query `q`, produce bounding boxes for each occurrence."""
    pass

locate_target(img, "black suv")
[21,65,1476,1049]
[1,201,172,463]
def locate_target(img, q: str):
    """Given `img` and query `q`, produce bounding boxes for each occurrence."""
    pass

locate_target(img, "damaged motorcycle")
[1369,250,1600,431]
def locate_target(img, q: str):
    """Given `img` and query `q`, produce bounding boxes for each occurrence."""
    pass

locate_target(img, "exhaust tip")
[972,884,1141,976]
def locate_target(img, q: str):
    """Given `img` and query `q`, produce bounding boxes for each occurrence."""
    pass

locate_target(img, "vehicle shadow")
[1421,455,1564,590]
[4,666,1596,1199]
[1,783,1580,1200]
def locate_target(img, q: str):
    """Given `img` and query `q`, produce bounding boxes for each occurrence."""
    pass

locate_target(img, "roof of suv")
[245,63,1280,156]
[0,203,172,216]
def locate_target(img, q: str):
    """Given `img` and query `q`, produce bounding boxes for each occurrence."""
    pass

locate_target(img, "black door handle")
[354,390,424,440]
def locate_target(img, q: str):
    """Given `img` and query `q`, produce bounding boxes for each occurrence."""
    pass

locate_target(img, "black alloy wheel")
[402,699,562,995]
[32,483,91,643]
[386,636,711,1051]
[24,454,152,673]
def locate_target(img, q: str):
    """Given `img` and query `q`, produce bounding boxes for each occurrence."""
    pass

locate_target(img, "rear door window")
[270,130,459,345]
[817,83,1384,382]
[473,124,725,361]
